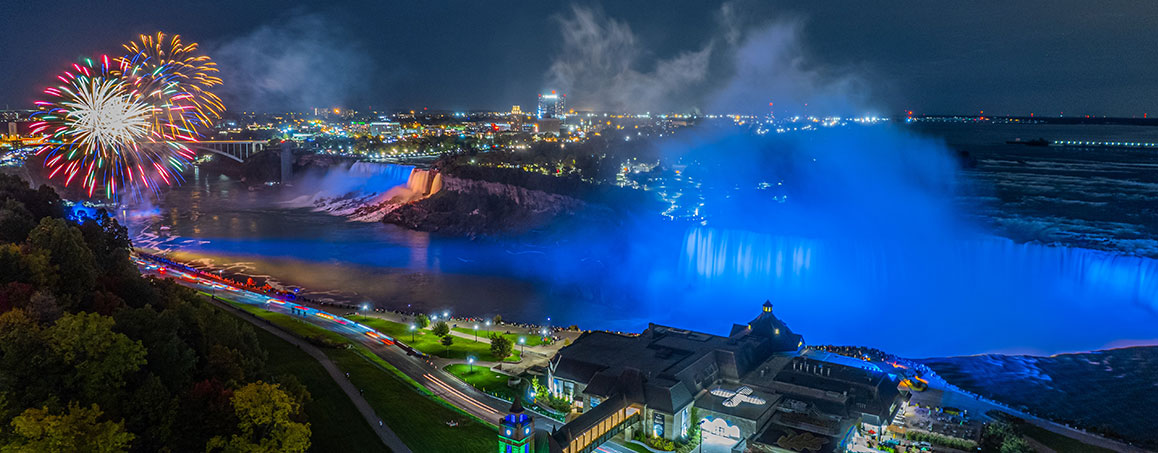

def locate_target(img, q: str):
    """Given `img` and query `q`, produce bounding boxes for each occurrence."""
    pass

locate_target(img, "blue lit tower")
[498,396,534,453]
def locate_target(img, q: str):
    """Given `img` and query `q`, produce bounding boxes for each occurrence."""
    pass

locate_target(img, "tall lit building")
[537,91,565,119]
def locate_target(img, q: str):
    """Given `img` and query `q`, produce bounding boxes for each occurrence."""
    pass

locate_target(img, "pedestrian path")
[210,297,412,453]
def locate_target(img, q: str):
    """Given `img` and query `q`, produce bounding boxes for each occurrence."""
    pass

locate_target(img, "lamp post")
[519,337,525,357]
[474,324,479,343]
[409,324,416,343]
[468,356,475,373]
[485,319,492,335]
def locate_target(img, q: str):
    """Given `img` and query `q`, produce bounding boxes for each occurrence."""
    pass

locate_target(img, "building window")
[590,396,602,408]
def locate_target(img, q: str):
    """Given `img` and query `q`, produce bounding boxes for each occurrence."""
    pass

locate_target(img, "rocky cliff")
[381,175,590,236]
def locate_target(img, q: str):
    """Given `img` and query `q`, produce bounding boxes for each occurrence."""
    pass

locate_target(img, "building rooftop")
[552,304,805,414]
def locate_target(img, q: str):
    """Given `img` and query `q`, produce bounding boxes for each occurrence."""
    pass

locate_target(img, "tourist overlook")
[0,2,1156,453]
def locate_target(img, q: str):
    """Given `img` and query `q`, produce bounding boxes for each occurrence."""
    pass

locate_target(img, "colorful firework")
[119,32,225,137]
[30,33,224,199]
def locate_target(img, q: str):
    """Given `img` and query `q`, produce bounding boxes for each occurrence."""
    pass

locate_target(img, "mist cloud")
[709,18,872,115]
[208,13,370,112]
[545,5,713,113]
[546,3,873,115]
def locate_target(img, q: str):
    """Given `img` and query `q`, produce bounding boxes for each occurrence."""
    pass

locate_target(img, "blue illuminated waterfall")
[672,227,1158,356]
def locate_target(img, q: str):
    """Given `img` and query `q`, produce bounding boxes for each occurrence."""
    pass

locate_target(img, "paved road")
[208,295,411,453]
[139,259,564,434]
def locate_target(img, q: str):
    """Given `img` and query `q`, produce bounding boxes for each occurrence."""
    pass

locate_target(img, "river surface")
[128,123,1158,358]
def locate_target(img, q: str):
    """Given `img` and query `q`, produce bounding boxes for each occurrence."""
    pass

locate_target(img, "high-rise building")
[510,106,524,132]
[537,91,565,119]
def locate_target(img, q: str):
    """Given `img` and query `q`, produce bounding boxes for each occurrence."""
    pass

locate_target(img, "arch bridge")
[177,140,269,162]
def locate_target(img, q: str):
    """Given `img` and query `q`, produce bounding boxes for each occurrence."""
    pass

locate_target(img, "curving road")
[137,258,564,443]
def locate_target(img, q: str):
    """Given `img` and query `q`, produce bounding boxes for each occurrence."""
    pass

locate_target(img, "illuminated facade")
[537,91,565,119]
[543,301,903,453]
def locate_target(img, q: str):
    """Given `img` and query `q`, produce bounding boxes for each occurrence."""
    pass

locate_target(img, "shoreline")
[135,248,596,338]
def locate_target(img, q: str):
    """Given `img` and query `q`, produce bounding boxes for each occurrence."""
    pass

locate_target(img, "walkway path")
[209,297,412,453]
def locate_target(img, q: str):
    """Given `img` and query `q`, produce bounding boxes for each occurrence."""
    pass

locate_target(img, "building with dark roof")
[535,301,906,453]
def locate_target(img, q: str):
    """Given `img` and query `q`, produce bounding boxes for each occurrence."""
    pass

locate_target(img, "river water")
[128,122,1158,358]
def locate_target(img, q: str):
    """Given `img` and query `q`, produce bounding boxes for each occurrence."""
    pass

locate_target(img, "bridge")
[1052,139,1158,149]
[177,140,270,162]
[549,395,642,453]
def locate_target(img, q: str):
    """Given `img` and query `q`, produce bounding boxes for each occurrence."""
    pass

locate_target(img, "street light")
[409,324,416,343]
[474,324,479,342]
[468,356,475,373]
[519,337,525,357]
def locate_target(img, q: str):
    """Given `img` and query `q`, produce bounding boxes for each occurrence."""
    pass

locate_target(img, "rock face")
[381,175,588,236]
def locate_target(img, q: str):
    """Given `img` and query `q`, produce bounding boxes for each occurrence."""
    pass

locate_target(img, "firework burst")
[120,32,225,137]
[30,33,224,199]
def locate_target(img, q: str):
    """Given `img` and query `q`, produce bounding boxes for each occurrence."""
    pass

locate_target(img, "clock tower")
[498,396,535,453]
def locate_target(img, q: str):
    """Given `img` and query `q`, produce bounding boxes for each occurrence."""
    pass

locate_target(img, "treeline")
[0,174,311,452]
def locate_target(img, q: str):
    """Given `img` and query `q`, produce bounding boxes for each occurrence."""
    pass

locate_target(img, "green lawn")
[220,298,351,347]
[620,442,652,453]
[451,326,549,347]
[326,347,495,453]
[444,364,518,401]
[251,327,388,453]
[358,318,520,362]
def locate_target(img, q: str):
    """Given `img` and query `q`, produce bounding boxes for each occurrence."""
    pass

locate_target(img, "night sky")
[1,1,1155,115]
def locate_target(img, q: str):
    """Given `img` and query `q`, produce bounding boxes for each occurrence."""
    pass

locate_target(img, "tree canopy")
[4,403,134,453]
[0,175,309,452]
[488,333,513,361]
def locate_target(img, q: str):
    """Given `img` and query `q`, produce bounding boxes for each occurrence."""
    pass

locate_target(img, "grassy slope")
[328,347,496,453]
[250,327,388,453]
[221,298,497,451]
[225,299,351,345]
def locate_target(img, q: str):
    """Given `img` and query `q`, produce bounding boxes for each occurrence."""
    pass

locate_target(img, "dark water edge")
[921,346,1158,449]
